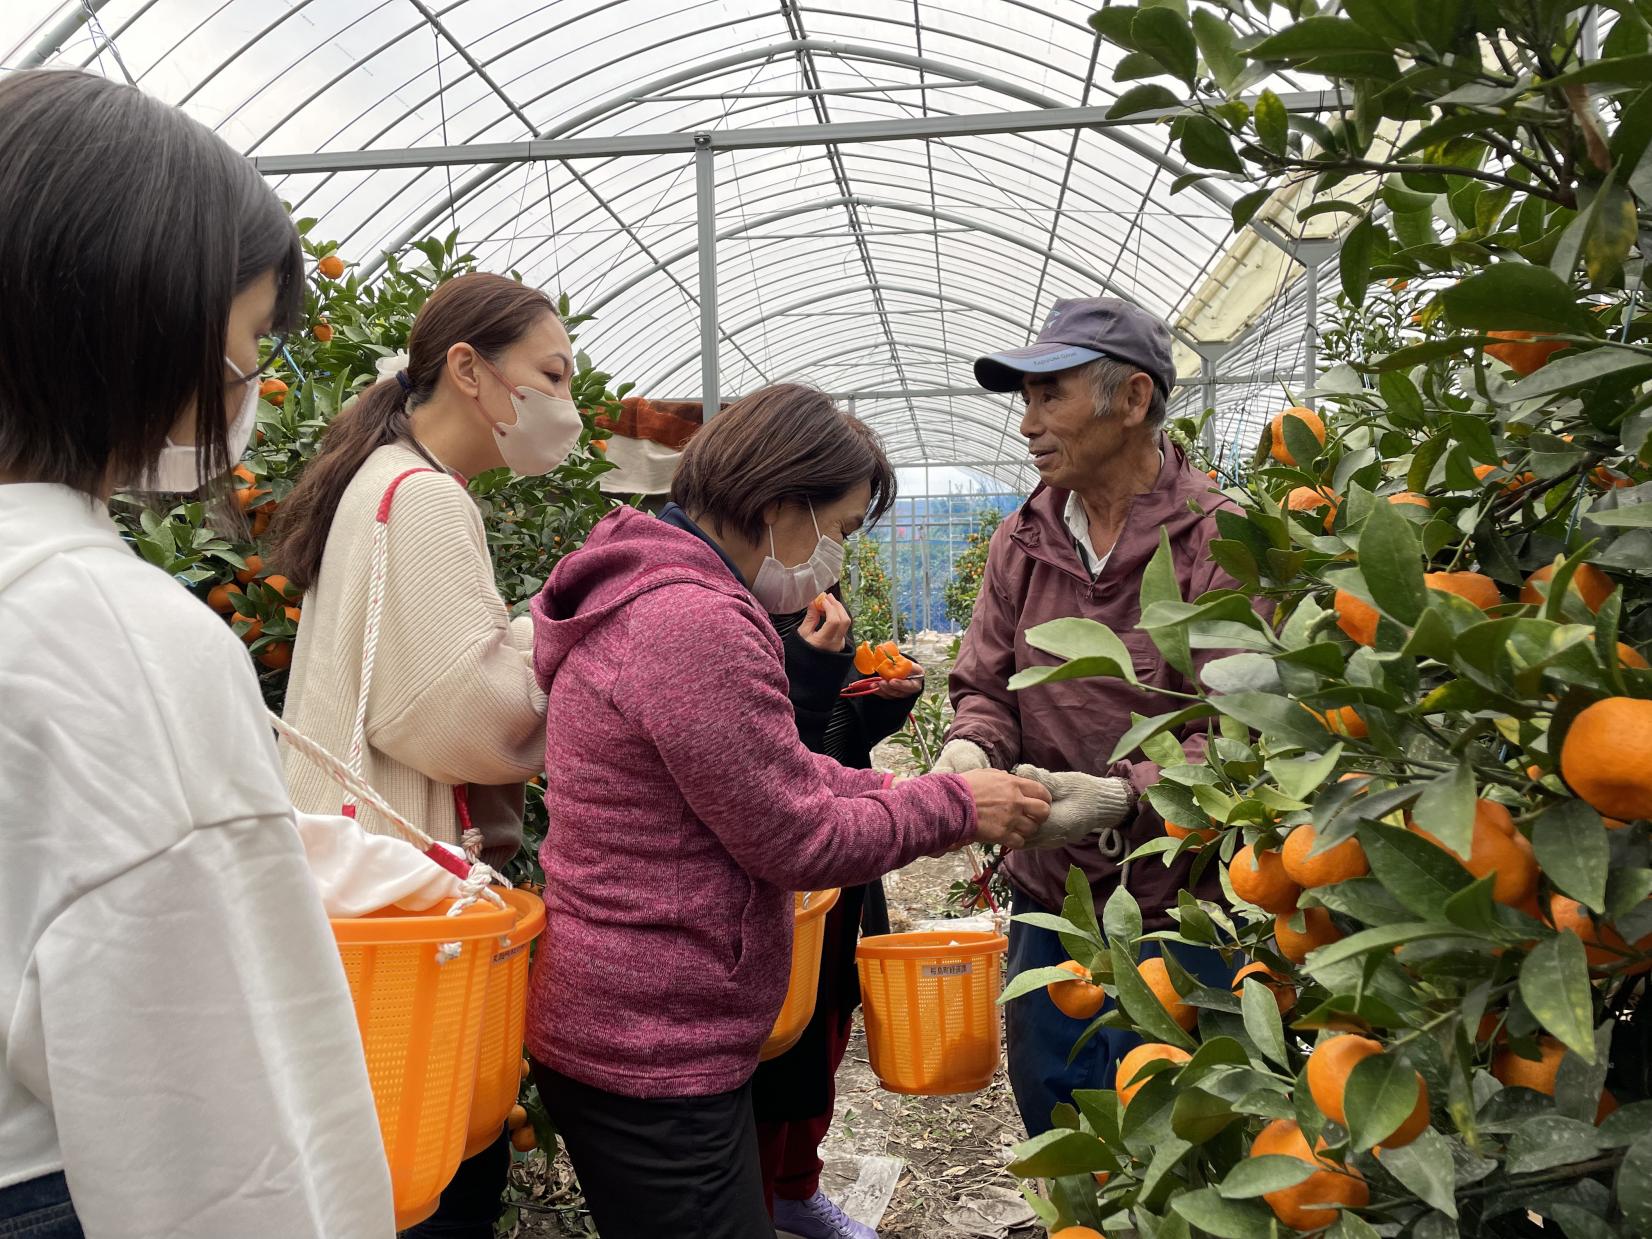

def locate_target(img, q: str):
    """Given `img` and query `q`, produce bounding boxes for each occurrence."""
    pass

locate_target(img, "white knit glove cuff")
[933,738,991,774]
[1012,765,1134,853]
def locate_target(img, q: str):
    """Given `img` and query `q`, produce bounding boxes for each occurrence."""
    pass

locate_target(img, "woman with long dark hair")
[0,69,392,1237]
[270,272,583,1237]
[527,384,1052,1236]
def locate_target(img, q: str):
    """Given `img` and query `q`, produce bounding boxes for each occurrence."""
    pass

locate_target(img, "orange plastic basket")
[462,888,547,1158]
[333,897,515,1231]
[856,929,1008,1095]
[759,888,840,1061]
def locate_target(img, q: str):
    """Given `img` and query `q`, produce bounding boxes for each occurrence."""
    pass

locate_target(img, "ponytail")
[267,377,432,591]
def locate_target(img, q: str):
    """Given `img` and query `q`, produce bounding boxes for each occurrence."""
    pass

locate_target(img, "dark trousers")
[399,1133,509,1239]
[0,1172,82,1238]
[1003,887,1237,1137]
[753,1002,854,1211]
[531,1061,774,1239]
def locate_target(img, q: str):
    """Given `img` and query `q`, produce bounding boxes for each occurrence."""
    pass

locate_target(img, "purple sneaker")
[773,1190,878,1239]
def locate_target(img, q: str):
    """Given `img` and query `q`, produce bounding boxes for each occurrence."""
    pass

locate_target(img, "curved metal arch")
[643,279,1039,390]
[594,194,1202,358]
[364,38,1235,276]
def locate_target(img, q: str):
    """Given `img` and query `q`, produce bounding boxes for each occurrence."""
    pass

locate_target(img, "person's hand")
[872,659,924,698]
[933,738,990,774]
[1011,765,1133,853]
[798,593,851,652]
[959,768,1051,850]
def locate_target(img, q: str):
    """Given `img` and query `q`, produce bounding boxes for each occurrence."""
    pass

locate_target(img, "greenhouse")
[3,2,1652,1238]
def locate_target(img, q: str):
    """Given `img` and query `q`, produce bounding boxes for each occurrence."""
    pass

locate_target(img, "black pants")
[0,1172,82,1238]
[399,1132,510,1239]
[531,1061,774,1238]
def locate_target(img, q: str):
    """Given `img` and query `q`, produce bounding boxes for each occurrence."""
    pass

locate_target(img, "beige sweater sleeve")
[364,471,547,785]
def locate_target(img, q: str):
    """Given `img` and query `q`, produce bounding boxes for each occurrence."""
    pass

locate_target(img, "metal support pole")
[695,137,719,416]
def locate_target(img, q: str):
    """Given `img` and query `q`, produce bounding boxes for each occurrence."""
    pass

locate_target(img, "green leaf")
[1506,342,1652,401]
[1142,528,1193,679]
[1217,1153,1317,1199]
[1172,1087,1240,1143]
[1230,187,1272,232]
[1240,976,1290,1069]
[1377,1127,1458,1217]
[1583,500,1652,527]
[1191,8,1244,91]
[1089,5,1142,49]
[1441,264,1600,338]
[1586,184,1638,288]
[1307,921,1474,970]
[1006,1127,1115,1177]
[1270,747,1343,803]
[1532,800,1609,913]
[1254,88,1288,155]
[998,963,1090,1006]
[1410,763,1477,862]
[1359,494,1427,625]
[1112,941,1198,1050]
[1019,618,1139,682]
[1132,6,1199,86]
[1110,704,1218,764]
[1505,1115,1605,1173]
[1181,115,1244,174]
[1108,83,1184,119]
[1250,16,1392,59]
[1378,370,1424,426]
[1519,934,1598,1059]
[1210,692,1331,751]
[1343,1053,1421,1151]
[1170,1187,1278,1238]
[1544,52,1652,88]
[1620,1132,1652,1236]
[1103,881,1144,951]
[1359,824,1473,918]
[1339,216,1377,306]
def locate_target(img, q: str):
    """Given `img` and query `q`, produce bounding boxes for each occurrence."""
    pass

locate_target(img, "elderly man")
[936,297,1240,1136]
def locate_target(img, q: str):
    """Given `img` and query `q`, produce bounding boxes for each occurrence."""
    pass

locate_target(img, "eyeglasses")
[227,335,288,383]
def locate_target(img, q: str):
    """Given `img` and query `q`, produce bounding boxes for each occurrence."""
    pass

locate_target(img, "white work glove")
[1011,765,1134,856]
[933,738,991,774]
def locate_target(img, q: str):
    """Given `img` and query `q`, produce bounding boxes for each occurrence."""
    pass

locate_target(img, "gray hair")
[1082,356,1166,426]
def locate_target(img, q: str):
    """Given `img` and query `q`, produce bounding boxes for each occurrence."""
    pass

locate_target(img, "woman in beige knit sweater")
[268,272,586,1239]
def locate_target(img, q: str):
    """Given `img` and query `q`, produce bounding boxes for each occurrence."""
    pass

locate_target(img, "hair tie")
[395,370,413,393]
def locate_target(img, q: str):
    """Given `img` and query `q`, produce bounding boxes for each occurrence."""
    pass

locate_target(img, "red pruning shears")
[840,673,924,698]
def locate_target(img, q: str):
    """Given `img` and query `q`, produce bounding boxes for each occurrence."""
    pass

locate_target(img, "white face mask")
[478,356,583,477]
[134,356,260,492]
[751,501,847,614]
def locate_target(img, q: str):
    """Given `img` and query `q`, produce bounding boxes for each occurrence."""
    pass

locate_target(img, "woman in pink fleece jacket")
[527,385,1049,1237]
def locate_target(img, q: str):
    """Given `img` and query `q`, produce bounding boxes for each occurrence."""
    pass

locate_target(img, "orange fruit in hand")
[1232,961,1294,1015]
[1424,571,1501,611]
[1287,485,1339,531]
[1165,819,1219,843]
[1115,1042,1191,1107]
[1409,799,1537,907]
[1046,960,1105,1020]
[1230,845,1302,914]
[1334,589,1380,647]
[1275,908,1342,963]
[318,254,346,279]
[1561,697,1652,822]
[1492,1037,1566,1094]
[1139,956,1197,1031]
[206,582,243,614]
[510,1124,537,1152]
[1250,1118,1370,1230]
[1485,330,1567,376]
[1270,407,1327,466]
[507,1104,529,1131]
[1281,824,1369,888]
[1305,1035,1431,1147]
[853,642,882,675]
[1521,562,1614,613]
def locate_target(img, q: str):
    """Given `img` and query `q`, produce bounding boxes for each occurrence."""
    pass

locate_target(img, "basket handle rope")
[340,466,482,865]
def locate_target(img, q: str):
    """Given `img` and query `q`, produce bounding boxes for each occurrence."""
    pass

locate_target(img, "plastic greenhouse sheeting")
[4,1,1340,487]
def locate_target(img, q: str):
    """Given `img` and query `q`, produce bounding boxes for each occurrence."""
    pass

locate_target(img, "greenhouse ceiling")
[3,0,1348,490]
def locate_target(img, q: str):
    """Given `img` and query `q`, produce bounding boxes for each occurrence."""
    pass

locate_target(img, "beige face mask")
[475,355,583,477]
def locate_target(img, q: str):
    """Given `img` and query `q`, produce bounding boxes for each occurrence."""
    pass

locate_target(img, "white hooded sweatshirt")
[0,483,395,1238]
